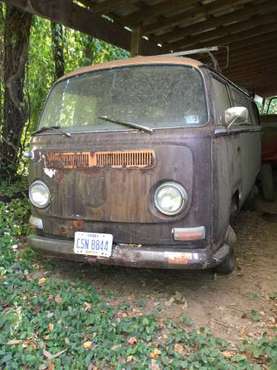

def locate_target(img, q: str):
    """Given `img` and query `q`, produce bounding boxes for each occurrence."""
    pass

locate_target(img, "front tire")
[214,248,235,274]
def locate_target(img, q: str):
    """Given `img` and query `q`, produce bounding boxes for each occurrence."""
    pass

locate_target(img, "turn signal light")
[172,226,206,241]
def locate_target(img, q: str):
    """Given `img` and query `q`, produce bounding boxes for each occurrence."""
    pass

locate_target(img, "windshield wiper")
[32,126,72,138]
[98,115,153,134]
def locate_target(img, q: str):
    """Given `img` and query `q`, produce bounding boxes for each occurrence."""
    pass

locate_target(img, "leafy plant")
[0,180,276,369]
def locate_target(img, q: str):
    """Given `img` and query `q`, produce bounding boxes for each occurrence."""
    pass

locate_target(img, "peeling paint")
[43,168,56,178]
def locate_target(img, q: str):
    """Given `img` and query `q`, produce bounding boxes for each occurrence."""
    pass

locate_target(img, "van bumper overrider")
[28,235,230,269]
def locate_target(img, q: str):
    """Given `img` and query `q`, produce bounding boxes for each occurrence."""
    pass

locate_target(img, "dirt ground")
[53,195,277,345]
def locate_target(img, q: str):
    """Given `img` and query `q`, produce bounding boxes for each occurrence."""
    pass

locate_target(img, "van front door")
[229,87,261,204]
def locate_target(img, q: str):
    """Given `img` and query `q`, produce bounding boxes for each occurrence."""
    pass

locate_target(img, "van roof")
[58,55,203,82]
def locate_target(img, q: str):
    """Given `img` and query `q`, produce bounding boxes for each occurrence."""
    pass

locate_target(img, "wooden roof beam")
[227,32,277,53]
[119,0,196,27]
[227,57,277,74]
[5,0,164,55]
[164,11,277,45]
[77,0,132,15]
[213,39,277,66]
[168,20,277,52]
[228,44,277,63]
[159,0,276,44]
[144,0,253,35]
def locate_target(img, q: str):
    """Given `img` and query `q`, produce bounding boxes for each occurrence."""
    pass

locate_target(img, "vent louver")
[46,150,154,169]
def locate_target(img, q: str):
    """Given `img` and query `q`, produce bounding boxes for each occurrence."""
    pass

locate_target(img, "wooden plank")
[144,0,253,35]
[168,20,277,51]
[228,45,277,64]
[212,38,277,67]
[227,58,277,75]
[227,32,277,53]
[5,0,163,55]
[120,0,196,27]
[159,0,276,43]
[164,11,277,45]
[78,0,133,15]
[231,69,277,79]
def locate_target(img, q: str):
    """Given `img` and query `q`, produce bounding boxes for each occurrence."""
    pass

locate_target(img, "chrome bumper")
[28,235,230,269]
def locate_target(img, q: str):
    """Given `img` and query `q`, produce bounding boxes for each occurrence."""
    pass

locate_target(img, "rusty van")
[27,55,261,274]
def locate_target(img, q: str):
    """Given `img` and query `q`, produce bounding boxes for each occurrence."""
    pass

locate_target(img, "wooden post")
[131,25,142,56]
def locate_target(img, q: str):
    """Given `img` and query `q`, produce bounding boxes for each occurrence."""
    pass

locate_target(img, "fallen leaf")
[43,350,52,359]
[87,365,98,370]
[83,341,93,350]
[47,361,55,370]
[48,323,54,332]
[150,359,160,370]
[174,343,187,355]
[23,339,37,349]
[127,337,137,345]
[43,349,67,360]
[84,302,92,312]
[164,297,175,307]
[38,277,47,286]
[54,295,62,304]
[223,350,236,358]
[7,339,23,345]
[150,348,161,359]
[127,355,135,362]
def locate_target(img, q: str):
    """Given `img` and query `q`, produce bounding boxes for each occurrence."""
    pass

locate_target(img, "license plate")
[74,232,113,257]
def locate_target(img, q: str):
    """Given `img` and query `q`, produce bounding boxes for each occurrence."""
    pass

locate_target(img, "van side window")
[230,88,255,125]
[211,77,230,125]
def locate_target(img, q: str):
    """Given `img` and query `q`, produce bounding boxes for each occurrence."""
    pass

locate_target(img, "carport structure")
[6,0,277,96]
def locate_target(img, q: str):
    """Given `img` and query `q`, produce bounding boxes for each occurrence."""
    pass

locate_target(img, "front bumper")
[28,235,230,269]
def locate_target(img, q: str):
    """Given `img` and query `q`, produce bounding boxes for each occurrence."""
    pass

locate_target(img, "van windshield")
[39,65,207,132]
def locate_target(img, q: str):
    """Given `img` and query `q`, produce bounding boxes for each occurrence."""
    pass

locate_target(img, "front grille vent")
[95,150,154,168]
[46,150,155,169]
[46,152,90,169]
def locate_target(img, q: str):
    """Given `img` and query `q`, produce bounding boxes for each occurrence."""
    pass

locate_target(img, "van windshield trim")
[38,64,209,132]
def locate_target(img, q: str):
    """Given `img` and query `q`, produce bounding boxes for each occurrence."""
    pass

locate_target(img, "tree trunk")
[51,22,64,79]
[0,5,32,177]
[0,3,5,131]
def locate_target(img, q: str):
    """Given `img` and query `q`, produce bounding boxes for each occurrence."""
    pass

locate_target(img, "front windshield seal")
[32,126,72,137]
[38,64,209,133]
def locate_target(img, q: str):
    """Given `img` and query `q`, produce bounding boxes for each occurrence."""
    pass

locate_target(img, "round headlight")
[154,182,187,216]
[29,180,50,208]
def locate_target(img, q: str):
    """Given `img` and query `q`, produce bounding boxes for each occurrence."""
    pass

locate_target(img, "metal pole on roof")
[159,46,219,57]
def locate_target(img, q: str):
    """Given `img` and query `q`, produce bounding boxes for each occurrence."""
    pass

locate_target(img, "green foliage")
[0,177,28,199]
[26,17,129,135]
[0,182,276,369]
[263,97,277,114]
[2,14,130,176]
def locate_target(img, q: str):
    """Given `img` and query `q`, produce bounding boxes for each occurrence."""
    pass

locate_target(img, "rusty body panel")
[30,129,210,243]
[28,56,261,270]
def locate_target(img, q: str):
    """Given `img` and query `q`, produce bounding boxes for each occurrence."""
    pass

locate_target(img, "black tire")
[261,163,274,201]
[214,248,235,274]
[243,185,258,211]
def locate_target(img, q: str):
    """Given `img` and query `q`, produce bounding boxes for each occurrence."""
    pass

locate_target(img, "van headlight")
[154,182,188,216]
[29,180,50,208]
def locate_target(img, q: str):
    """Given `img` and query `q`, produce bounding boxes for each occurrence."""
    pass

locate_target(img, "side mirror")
[224,106,249,129]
